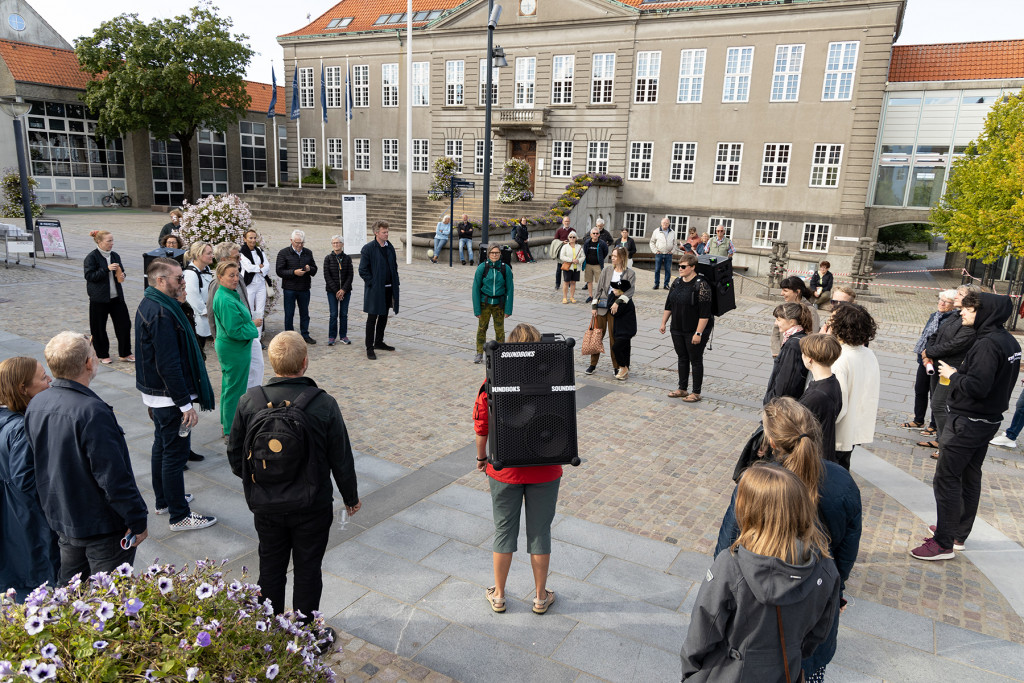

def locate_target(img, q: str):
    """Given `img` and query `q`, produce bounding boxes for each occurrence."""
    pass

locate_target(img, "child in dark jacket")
[798,333,844,464]
[609,280,636,382]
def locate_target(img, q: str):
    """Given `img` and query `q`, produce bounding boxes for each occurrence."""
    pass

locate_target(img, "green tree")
[75,5,253,203]
[932,91,1024,263]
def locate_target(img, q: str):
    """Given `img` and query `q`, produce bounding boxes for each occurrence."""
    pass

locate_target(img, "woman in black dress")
[659,253,713,403]
[83,230,132,364]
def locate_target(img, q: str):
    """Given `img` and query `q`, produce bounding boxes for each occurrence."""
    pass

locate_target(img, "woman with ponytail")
[716,397,863,682]
[683,463,840,682]
[764,302,813,404]
[83,230,133,363]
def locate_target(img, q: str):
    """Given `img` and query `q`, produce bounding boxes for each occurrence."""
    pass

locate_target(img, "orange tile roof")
[0,38,283,114]
[889,40,1024,82]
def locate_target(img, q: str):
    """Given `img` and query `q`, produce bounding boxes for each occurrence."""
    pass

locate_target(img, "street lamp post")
[0,96,36,251]
[481,2,505,259]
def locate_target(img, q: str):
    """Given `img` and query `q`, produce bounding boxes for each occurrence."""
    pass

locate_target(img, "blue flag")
[321,62,327,123]
[267,66,277,119]
[290,64,300,120]
[345,71,353,121]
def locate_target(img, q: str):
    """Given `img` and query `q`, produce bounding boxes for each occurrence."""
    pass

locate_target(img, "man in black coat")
[275,229,319,344]
[359,220,401,360]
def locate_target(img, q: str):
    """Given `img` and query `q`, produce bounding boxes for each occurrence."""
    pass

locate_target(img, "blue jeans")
[326,291,351,340]
[1006,390,1024,440]
[654,253,672,287]
[283,289,311,336]
[459,238,473,261]
[151,405,191,524]
[433,237,449,259]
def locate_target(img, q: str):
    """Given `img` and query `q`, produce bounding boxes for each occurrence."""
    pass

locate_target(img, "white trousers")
[247,338,264,389]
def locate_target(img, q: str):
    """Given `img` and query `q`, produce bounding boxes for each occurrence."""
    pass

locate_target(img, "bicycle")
[101,188,132,208]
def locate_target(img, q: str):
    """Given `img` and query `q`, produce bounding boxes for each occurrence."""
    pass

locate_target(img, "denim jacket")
[134,297,197,407]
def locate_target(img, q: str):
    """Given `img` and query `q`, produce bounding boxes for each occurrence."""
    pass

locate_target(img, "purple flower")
[230,580,243,592]
[255,620,267,632]
[263,644,273,653]
[95,602,114,622]
[24,586,48,608]
[186,666,200,681]
[123,598,143,616]
[25,616,45,635]
[39,644,57,659]
[20,659,37,674]
[50,588,68,605]
[29,662,56,682]
[92,641,107,650]
[196,582,214,600]
[265,664,279,679]
[113,563,132,577]
[146,564,161,576]
[0,661,13,676]
[143,669,156,682]
[158,577,173,595]
[195,631,211,648]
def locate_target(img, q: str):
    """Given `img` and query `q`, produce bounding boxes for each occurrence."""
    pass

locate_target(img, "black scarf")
[143,287,216,411]
[239,244,264,286]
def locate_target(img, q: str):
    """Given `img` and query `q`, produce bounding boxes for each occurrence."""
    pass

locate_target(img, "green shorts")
[488,477,561,555]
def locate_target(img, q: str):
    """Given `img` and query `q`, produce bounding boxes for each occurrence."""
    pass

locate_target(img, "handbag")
[581,313,605,356]
[561,261,572,271]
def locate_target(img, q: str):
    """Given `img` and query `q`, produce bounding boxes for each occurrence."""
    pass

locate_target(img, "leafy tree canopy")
[74,4,253,202]
[931,90,1024,263]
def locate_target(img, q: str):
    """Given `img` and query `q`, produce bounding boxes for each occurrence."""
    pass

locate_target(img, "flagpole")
[321,58,326,191]
[295,59,302,190]
[273,115,279,187]
[405,0,412,265]
[346,56,352,193]
[270,62,279,188]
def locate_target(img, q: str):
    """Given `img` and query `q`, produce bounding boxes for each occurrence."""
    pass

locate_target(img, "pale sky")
[23,0,1024,83]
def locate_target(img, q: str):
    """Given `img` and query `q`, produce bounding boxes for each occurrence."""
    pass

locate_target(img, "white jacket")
[558,243,585,270]
[833,343,881,451]
[649,228,677,255]
[183,265,214,337]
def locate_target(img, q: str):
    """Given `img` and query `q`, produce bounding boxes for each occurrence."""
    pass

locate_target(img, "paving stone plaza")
[2,208,1023,682]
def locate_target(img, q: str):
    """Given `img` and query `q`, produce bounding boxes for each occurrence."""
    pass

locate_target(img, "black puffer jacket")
[323,250,354,294]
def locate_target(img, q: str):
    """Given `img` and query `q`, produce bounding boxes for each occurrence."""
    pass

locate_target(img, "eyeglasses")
[159,274,186,283]
[678,264,691,270]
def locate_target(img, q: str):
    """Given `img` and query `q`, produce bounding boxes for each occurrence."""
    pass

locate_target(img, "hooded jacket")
[472,260,514,316]
[947,293,1021,421]
[682,544,840,682]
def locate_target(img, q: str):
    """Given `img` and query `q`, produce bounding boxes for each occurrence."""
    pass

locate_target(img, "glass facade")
[239,121,268,192]
[150,137,184,207]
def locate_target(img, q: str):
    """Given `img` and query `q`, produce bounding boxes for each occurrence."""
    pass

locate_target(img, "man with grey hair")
[649,216,677,289]
[26,331,149,581]
[276,229,319,344]
[594,217,613,246]
[324,234,354,345]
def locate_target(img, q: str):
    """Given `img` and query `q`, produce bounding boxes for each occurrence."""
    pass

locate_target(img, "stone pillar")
[767,240,789,289]
[850,237,877,291]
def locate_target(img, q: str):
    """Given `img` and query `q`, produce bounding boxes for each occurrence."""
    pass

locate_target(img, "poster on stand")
[341,195,367,256]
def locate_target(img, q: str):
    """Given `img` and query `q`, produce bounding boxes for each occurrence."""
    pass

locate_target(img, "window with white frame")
[822,41,859,101]
[298,67,314,108]
[479,59,498,105]
[381,63,399,107]
[722,47,753,103]
[551,140,572,177]
[474,139,494,175]
[352,65,369,107]
[515,57,536,107]
[301,137,316,168]
[771,45,803,102]
[325,66,342,108]
[670,142,696,182]
[810,144,843,187]
[753,220,780,248]
[446,60,464,105]
[552,55,574,104]
[412,61,429,106]
[624,212,647,238]
[591,53,615,104]
[327,138,343,168]
[412,139,429,172]
[634,51,660,103]
[801,223,832,252]
[709,216,734,239]
[354,138,370,171]
[382,139,399,172]
[587,141,609,174]
[666,215,688,236]
[677,49,706,103]
[628,141,653,180]
[760,143,790,185]
[714,143,742,184]
[446,139,463,173]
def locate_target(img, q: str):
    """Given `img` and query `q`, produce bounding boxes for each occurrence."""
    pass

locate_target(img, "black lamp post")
[481,2,507,257]
[0,96,36,250]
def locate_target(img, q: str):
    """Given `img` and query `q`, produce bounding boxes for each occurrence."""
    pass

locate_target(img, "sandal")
[570,298,578,304]
[931,451,940,460]
[486,587,506,613]
[667,389,689,399]
[682,393,702,403]
[900,421,924,429]
[917,440,939,449]
[919,427,936,437]
[533,590,555,615]
[562,298,568,304]
[99,358,112,365]
[119,355,135,362]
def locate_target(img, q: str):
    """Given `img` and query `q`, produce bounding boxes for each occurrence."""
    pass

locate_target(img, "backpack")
[240,385,325,513]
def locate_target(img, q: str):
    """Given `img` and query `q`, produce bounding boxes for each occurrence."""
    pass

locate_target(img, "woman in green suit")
[212,261,260,436]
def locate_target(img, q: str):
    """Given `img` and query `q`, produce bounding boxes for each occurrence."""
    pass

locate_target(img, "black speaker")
[696,255,737,316]
[142,247,186,290]
[484,338,581,470]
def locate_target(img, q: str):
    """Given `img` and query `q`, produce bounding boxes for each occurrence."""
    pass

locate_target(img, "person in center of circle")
[763,302,813,404]
[84,230,132,364]
[587,246,636,376]
[661,253,713,403]
[431,214,451,264]
[582,226,609,303]
[324,235,354,346]
[559,231,585,304]
[772,276,820,357]
[475,323,561,616]
[211,261,260,437]
[472,245,514,365]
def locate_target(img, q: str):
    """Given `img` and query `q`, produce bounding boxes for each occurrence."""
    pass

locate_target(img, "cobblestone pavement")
[2,209,1024,679]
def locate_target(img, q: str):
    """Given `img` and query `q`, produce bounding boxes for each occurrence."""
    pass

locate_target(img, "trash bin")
[142,247,185,290]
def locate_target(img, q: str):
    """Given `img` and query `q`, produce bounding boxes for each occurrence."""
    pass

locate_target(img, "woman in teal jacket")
[471,245,514,364]
[212,262,260,436]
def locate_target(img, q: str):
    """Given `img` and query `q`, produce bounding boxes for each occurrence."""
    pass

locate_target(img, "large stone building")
[278,0,906,273]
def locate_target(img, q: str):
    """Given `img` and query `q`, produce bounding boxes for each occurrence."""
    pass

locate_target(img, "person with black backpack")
[471,245,514,364]
[227,331,361,632]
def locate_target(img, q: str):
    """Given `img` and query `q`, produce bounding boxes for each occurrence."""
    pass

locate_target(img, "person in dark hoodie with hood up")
[685,462,840,683]
[911,292,1021,561]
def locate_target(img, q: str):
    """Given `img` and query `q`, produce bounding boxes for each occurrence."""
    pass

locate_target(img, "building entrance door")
[509,140,537,193]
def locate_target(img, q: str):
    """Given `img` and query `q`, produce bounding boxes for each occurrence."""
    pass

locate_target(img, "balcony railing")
[492,108,549,132]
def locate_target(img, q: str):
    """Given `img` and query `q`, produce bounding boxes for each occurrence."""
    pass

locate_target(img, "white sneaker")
[989,434,1017,448]
[169,512,217,532]
[155,493,194,515]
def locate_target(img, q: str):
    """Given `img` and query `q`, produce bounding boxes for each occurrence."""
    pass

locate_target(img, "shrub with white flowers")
[497,158,533,203]
[0,560,337,682]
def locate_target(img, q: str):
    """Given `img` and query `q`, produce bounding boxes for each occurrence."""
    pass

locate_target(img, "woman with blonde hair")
[83,229,132,363]
[586,246,636,376]
[685,462,839,682]
[211,261,260,436]
[715,397,862,682]
[558,231,585,303]
[0,356,59,600]
[183,241,214,354]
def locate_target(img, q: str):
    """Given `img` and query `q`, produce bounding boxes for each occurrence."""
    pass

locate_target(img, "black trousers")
[554,262,562,288]
[671,328,710,394]
[932,414,1000,549]
[89,297,132,359]
[834,449,852,471]
[253,505,333,622]
[365,288,393,349]
[913,362,935,427]
[57,531,135,585]
[612,336,631,368]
